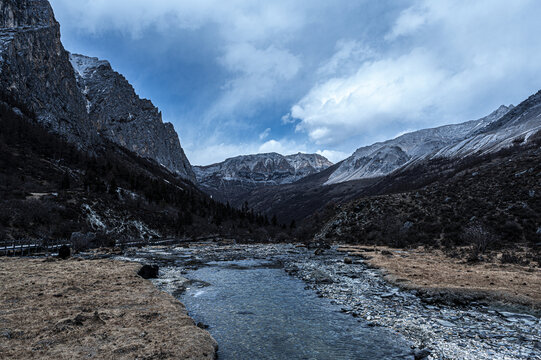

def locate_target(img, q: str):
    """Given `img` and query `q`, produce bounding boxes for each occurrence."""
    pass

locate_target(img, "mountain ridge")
[0,0,195,182]
[194,152,333,203]
[325,104,514,185]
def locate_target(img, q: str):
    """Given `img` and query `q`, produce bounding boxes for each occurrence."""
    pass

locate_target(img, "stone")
[137,264,159,279]
[344,257,353,264]
[435,319,456,328]
[310,269,333,284]
[57,245,71,259]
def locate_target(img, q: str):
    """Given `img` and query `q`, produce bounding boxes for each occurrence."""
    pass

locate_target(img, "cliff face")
[0,0,95,145]
[69,54,195,182]
[0,1,195,181]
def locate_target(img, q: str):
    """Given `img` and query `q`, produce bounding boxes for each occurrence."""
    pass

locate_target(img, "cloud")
[316,40,374,77]
[205,43,301,120]
[50,0,305,41]
[315,150,348,163]
[258,139,304,155]
[186,137,334,165]
[259,128,271,140]
[385,5,429,40]
[51,0,305,123]
[292,48,448,145]
[290,0,541,147]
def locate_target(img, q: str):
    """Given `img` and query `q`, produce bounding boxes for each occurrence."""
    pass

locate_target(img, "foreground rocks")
[0,258,217,359]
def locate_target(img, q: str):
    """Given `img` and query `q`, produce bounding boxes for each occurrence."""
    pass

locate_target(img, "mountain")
[325,105,513,184]
[0,0,286,244]
[69,54,195,182]
[193,152,333,204]
[0,0,195,182]
[315,131,541,250]
[0,0,96,145]
[236,92,541,224]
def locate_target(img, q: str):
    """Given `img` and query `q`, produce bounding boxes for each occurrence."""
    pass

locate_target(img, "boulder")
[57,245,71,259]
[138,264,159,279]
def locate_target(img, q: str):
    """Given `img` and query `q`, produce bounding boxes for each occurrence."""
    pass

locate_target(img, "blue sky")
[50,0,541,165]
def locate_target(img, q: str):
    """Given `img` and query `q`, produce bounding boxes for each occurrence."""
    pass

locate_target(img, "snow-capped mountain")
[69,54,195,182]
[429,91,541,160]
[195,152,333,187]
[325,105,514,185]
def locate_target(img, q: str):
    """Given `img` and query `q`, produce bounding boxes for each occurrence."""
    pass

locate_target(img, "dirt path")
[0,257,217,359]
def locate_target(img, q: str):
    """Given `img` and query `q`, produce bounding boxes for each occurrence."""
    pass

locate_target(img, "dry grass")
[338,245,541,310]
[0,258,217,359]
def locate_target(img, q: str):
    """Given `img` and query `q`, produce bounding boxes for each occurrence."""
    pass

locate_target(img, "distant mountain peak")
[194,152,333,202]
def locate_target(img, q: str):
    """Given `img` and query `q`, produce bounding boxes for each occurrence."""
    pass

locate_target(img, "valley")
[1,1,540,359]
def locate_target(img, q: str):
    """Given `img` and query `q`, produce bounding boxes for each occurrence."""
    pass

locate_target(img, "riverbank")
[126,243,540,360]
[0,257,217,359]
[337,245,541,312]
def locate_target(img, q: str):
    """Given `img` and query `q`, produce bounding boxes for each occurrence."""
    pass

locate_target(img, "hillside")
[0,102,281,245]
[315,133,541,259]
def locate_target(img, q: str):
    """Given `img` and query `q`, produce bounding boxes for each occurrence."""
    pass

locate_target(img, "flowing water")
[180,259,413,359]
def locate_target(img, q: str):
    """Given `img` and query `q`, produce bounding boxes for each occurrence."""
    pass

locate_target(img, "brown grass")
[338,245,541,310]
[0,258,217,359]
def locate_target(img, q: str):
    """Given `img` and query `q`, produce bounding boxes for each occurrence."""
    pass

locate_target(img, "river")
[120,243,541,360]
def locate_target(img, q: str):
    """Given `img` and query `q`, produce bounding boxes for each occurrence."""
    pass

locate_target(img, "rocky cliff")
[0,0,96,145]
[0,0,195,181]
[70,54,195,182]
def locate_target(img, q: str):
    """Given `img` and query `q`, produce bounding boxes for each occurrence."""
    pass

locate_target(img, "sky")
[49,0,541,165]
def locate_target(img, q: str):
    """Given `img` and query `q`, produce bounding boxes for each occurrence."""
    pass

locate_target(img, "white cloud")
[385,5,430,40]
[315,150,348,163]
[51,0,304,122]
[259,128,271,140]
[317,40,374,77]
[281,113,296,124]
[291,0,541,147]
[205,43,301,119]
[186,137,327,165]
[258,139,304,155]
[292,48,448,145]
[50,0,305,41]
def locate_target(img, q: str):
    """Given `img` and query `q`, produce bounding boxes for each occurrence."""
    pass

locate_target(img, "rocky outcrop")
[0,0,96,145]
[69,53,196,182]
